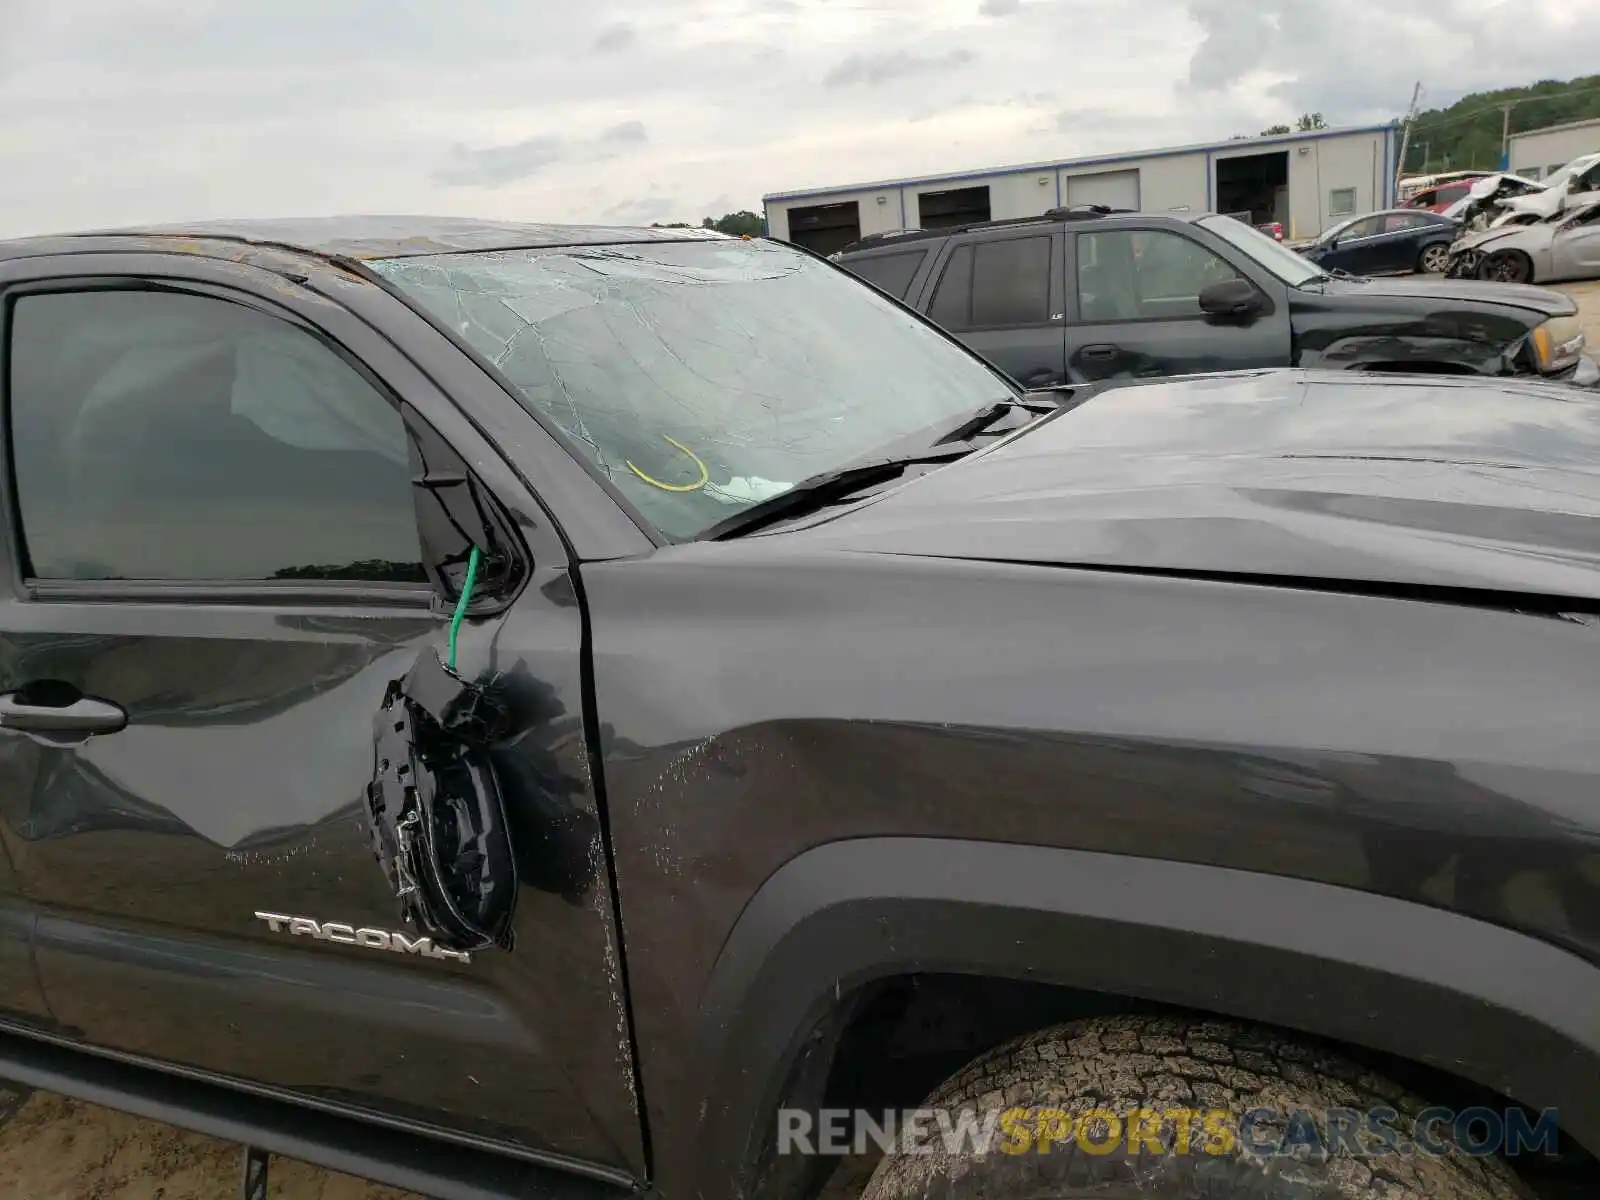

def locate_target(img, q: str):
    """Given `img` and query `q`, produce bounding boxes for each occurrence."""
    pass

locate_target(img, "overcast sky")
[1,0,1594,238]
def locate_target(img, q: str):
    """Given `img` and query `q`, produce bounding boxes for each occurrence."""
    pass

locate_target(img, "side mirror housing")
[1199,278,1263,320]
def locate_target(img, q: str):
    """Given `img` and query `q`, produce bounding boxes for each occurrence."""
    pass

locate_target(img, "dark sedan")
[1297,207,1459,276]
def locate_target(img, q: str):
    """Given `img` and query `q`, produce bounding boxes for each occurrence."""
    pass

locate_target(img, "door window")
[969,236,1052,327]
[927,244,974,329]
[843,249,926,300]
[1076,230,1242,322]
[7,288,425,583]
[1380,214,1427,233]
[1337,216,1381,240]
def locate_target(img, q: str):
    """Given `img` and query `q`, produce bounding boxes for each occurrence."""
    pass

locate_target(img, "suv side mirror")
[1198,278,1263,320]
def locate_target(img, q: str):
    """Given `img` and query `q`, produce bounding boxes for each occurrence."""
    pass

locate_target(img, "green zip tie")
[446,545,482,673]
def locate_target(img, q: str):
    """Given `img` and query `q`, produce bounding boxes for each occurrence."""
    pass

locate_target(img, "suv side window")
[969,236,1052,327]
[928,243,974,329]
[8,288,426,584]
[1077,229,1241,322]
[843,249,927,300]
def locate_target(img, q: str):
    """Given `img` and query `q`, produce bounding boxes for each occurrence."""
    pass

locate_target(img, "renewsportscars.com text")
[777,1105,1559,1159]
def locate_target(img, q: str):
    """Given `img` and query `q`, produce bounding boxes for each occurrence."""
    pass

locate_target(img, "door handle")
[1080,345,1118,362]
[0,685,127,737]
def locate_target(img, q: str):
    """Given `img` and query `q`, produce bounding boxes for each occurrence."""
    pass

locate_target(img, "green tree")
[703,211,766,237]
[1295,112,1327,131]
[1260,123,1292,136]
[1402,74,1600,173]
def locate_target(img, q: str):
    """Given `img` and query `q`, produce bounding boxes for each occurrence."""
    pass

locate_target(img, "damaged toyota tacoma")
[0,217,1594,1200]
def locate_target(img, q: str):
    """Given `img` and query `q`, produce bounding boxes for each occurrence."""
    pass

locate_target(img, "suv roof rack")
[834,205,1149,256]
[1042,204,1135,220]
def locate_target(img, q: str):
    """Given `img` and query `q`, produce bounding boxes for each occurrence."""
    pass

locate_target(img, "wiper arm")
[931,397,1055,446]
[701,451,968,541]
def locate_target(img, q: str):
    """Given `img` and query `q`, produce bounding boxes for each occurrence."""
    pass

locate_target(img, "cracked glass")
[372,238,1014,539]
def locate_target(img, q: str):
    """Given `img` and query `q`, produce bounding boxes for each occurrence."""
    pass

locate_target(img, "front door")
[1066,225,1291,381]
[0,254,643,1177]
[919,228,1068,388]
[1554,206,1600,280]
[1321,215,1385,274]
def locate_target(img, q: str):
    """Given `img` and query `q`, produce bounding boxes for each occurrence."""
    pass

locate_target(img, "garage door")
[786,201,862,255]
[1065,169,1140,210]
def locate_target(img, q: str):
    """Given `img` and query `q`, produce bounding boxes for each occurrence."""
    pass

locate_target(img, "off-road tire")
[858,1015,1533,1200]
[1418,243,1451,274]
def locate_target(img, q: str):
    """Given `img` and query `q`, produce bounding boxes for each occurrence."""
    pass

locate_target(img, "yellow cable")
[626,435,709,492]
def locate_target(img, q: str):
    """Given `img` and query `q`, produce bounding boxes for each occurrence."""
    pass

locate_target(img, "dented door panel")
[0,251,644,1179]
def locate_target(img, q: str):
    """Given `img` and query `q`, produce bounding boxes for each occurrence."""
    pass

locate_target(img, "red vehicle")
[1404,172,1494,213]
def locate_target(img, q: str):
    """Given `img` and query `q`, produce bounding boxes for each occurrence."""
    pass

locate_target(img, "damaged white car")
[1446,199,1600,284]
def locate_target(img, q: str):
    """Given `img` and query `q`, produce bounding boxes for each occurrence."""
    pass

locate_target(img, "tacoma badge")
[253,911,471,964]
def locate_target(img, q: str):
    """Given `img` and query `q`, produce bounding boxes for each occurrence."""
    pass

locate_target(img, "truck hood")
[790,369,1600,603]
[1315,271,1574,316]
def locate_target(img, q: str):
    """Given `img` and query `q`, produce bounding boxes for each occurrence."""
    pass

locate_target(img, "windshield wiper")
[932,397,1055,446]
[701,450,969,541]
[703,393,1073,541]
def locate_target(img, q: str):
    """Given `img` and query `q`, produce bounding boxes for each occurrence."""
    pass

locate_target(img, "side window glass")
[927,244,974,329]
[8,289,426,584]
[1340,217,1379,240]
[970,236,1052,327]
[845,250,926,300]
[1078,230,1241,322]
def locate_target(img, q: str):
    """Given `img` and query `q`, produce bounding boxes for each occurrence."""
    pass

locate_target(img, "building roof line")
[1509,115,1600,141]
[762,122,1397,205]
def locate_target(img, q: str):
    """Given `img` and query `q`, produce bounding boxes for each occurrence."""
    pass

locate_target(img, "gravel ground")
[1560,278,1600,348]
[3,276,1598,1200]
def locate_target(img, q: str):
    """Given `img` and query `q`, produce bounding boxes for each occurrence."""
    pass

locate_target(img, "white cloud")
[0,0,1592,238]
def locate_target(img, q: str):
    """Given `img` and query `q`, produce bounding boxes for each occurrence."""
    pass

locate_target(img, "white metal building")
[763,123,1399,254]
[1508,117,1600,180]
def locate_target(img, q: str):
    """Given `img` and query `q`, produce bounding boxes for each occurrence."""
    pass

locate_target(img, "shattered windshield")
[371,237,1014,539]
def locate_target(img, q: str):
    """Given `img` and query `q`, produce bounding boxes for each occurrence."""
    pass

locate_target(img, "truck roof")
[0,214,732,263]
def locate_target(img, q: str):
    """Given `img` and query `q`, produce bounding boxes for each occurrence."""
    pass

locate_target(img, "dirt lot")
[1561,278,1600,347]
[0,1085,419,1199]
[2,277,1599,1200]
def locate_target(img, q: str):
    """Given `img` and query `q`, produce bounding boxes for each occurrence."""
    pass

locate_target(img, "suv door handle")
[1080,345,1118,361]
[0,686,127,736]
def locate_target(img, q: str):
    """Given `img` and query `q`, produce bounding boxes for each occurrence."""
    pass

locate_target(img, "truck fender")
[691,837,1600,1194]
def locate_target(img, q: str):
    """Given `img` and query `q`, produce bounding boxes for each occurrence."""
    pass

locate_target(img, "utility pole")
[1500,102,1514,171]
[1393,81,1423,200]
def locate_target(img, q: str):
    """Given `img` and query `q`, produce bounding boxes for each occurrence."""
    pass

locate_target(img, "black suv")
[832,206,1597,390]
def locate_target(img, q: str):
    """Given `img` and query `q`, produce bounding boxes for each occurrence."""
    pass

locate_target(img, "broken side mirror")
[361,408,531,955]
[1199,278,1263,321]
[403,405,528,618]
[367,651,519,954]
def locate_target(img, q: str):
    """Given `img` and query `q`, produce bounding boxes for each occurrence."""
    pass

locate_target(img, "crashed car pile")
[1439,152,1600,283]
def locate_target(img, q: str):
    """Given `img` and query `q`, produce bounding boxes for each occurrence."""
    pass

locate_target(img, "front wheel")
[857,1015,1533,1200]
[1418,243,1451,274]
[1480,249,1534,284]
